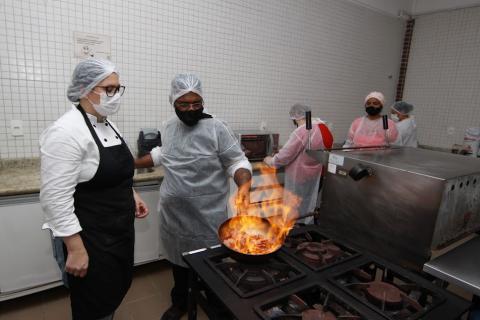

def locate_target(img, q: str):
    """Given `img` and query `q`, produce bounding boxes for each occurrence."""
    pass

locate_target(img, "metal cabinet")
[133,183,162,264]
[0,182,163,301]
[0,194,62,301]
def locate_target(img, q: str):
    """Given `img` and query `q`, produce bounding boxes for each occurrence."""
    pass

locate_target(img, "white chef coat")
[40,105,125,237]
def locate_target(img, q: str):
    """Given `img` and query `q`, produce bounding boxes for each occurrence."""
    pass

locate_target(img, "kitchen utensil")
[218,211,319,263]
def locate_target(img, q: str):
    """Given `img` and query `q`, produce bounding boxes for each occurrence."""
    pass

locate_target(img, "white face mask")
[89,92,122,117]
[391,114,400,122]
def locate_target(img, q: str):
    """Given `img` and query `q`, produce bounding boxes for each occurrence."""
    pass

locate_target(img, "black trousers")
[171,264,189,307]
[170,263,232,319]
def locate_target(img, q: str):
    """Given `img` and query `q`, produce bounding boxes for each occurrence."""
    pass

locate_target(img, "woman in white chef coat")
[390,101,418,147]
[40,58,149,320]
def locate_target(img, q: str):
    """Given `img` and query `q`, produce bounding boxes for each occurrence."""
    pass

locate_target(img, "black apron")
[67,105,135,320]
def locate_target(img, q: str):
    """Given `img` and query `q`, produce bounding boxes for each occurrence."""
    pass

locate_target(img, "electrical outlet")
[447,127,455,136]
[11,120,24,137]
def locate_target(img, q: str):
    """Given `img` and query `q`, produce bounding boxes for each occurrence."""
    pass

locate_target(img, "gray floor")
[0,261,207,320]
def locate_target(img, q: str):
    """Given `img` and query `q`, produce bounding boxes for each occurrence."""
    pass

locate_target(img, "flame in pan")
[224,166,301,255]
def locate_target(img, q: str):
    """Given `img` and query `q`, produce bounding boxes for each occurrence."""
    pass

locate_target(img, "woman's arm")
[40,126,83,237]
[343,121,356,148]
[63,234,89,278]
[40,125,88,277]
[270,130,305,168]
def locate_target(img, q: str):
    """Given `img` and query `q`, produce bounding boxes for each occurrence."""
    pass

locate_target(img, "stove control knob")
[348,163,373,181]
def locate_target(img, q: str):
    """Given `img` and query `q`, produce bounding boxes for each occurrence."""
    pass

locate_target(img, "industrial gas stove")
[182,225,470,320]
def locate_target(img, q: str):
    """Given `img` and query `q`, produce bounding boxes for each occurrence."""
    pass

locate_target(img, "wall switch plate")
[11,120,24,137]
[260,121,268,131]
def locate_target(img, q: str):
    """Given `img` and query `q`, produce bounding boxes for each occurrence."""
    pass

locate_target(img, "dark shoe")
[160,304,187,320]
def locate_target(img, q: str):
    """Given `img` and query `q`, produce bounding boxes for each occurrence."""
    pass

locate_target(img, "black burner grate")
[330,261,446,320]
[205,252,305,298]
[256,283,369,320]
[283,230,360,271]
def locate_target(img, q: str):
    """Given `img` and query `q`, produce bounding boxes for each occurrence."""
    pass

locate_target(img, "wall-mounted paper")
[74,32,111,59]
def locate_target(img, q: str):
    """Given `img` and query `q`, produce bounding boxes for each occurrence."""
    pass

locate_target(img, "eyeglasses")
[175,101,203,111]
[95,85,126,97]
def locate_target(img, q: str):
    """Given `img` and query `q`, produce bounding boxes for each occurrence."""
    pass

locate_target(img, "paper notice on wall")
[74,32,111,59]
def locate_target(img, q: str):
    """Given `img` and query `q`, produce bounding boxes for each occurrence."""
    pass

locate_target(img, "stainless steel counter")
[424,236,480,296]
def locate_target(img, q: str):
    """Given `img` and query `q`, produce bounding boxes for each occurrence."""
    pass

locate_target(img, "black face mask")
[175,107,212,126]
[365,106,382,116]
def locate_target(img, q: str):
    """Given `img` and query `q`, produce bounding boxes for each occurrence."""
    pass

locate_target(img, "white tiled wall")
[404,6,480,148]
[0,0,404,159]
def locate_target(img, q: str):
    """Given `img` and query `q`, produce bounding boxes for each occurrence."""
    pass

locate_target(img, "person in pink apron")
[264,104,333,224]
[343,91,398,148]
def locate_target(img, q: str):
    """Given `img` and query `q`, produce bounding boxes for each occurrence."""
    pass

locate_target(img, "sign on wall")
[74,32,111,59]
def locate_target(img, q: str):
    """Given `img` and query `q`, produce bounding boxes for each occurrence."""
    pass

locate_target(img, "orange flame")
[223,166,301,255]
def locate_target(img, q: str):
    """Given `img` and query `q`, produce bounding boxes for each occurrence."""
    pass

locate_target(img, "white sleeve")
[40,126,83,237]
[215,120,252,177]
[227,159,252,178]
[150,146,163,166]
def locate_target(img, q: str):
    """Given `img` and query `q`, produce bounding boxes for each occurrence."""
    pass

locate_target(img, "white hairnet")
[169,73,204,105]
[289,103,311,120]
[364,91,385,106]
[391,101,414,114]
[67,58,117,103]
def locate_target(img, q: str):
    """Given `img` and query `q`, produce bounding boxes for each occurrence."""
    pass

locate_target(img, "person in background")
[390,101,418,147]
[135,73,252,320]
[40,58,149,320]
[343,91,398,148]
[263,104,333,224]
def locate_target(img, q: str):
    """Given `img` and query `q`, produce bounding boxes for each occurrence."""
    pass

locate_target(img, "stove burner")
[256,284,367,320]
[222,261,291,291]
[365,281,403,308]
[206,253,304,298]
[302,306,337,320]
[332,261,445,320]
[283,230,359,271]
[296,241,343,265]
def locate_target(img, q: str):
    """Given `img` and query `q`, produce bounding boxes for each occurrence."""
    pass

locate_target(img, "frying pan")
[217,211,319,263]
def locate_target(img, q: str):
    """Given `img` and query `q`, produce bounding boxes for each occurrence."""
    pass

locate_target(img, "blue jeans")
[51,236,69,288]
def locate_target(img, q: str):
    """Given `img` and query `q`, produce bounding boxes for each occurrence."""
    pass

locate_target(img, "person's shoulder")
[210,117,231,131]
[56,106,81,125]
[162,116,180,130]
[387,118,398,126]
[350,116,363,127]
[40,106,87,144]
[353,116,364,123]
[43,106,82,133]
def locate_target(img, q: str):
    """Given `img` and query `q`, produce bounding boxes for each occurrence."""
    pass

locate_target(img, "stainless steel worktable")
[424,236,480,296]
